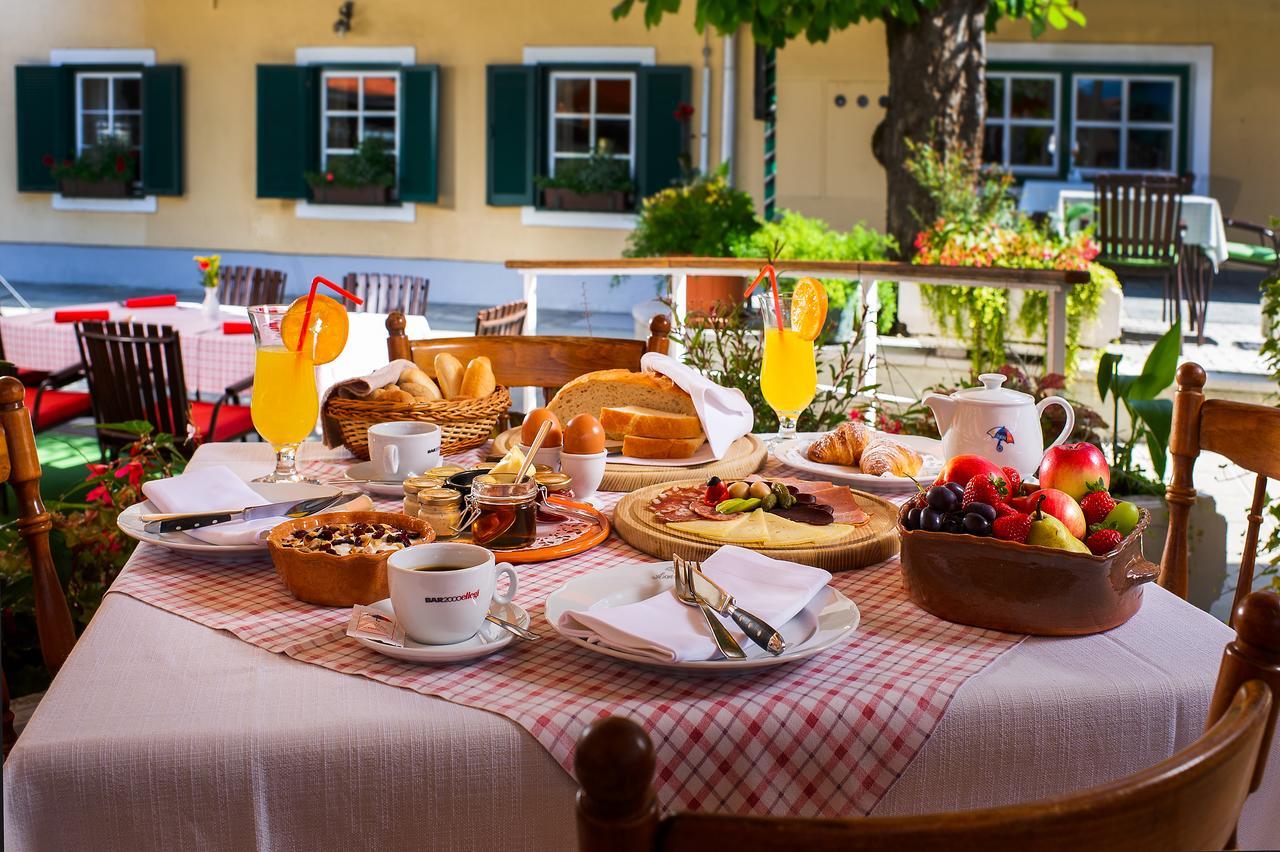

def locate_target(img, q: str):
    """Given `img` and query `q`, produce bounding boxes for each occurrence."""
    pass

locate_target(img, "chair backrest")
[1161,362,1280,613]
[386,311,671,403]
[575,590,1280,852]
[341,273,430,316]
[0,376,76,755]
[1092,173,1186,265]
[475,300,528,336]
[217,266,287,307]
[74,321,192,452]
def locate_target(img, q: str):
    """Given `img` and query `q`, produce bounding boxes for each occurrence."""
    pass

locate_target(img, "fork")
[672,555,746,660]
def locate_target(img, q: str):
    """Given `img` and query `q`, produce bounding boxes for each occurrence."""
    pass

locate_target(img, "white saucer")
[341,461,409,498]
[773,432,944,492]
[352,598,529,663]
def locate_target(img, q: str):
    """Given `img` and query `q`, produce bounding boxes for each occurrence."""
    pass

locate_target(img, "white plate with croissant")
[773,423,943,491]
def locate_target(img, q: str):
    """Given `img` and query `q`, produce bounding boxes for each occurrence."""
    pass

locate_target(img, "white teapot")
[923,373,1075,478]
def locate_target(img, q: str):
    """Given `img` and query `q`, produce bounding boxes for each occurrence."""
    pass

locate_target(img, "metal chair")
[474,300,528,336]
[217,266,287,307]
[341,273,430,316]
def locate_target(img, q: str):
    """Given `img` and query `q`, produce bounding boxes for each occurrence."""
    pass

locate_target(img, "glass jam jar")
[416,487,463,540]
[465,474,539,550]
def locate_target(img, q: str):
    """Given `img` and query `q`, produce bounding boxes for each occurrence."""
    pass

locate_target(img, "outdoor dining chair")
[474,300,529,336]
[574,587,1280,852]
[0,376,77,757]
[1222,218,1279,276]
[341,273,430,317]
[0,336,91,432]
[74,321,255,458]
[217,266,287,307]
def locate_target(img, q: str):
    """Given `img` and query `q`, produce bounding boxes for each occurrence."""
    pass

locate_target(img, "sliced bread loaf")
[600,405,704,440]
[622,433,706,460]
[547,369,695,426]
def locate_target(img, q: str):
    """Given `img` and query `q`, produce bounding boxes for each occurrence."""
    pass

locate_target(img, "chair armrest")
[224,374,254,397]
[38,362,86,391]
[1224,217,1278,249]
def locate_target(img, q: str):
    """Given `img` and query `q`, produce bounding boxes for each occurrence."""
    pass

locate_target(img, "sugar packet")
[346,604,407,648]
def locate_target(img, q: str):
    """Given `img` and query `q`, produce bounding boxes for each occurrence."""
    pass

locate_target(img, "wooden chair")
[0,337,92,432]
[475,300,528,336]
[216,266,287,307]
[0,376,77,756]
[575,588,1280,852]
[386,311,671,406]
[1092,173,1187,329]
[1161,362,1280,614]
[74,322,254,458]
[341,273,429,316]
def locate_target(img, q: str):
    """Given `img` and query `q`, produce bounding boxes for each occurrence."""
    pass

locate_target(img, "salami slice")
[649,486,706,523]
[690,501,736,521]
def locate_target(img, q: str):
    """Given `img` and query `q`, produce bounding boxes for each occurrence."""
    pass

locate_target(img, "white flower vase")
[202,287,220,320]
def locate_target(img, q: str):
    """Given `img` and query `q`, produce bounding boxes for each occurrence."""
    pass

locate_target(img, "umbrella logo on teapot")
[987,426,1015,453]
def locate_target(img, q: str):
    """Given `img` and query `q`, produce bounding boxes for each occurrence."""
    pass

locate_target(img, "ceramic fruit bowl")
[267,511,434,607]
[897,505,1157,636]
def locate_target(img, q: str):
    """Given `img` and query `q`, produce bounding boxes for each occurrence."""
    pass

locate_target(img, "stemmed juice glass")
[248,305,320,483]
[758,295,817,442]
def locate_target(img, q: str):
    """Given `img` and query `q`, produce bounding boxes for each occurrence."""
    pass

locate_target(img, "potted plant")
[47,139,137,198]
[306,138,395,205]
[624,164,760,316]
[535,140,634,212]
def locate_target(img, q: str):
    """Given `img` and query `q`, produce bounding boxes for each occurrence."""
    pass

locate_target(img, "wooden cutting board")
[490,428,767,493]
[612,478,900,572]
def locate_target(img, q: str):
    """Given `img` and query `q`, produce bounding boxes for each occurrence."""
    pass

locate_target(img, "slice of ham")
[764,477,869,525]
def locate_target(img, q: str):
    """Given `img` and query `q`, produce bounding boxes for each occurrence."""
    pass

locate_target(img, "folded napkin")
[640,352,753,459]
[54,309,110,324]
[319,358,417,447]
[222,321,253,335]
[123,294,177,308]
[558,546,832,663]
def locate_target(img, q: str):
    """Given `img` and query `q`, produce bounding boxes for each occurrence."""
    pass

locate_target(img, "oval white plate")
[545,561,860,673]
[773,432,944,491]
[340,461,408,498]
[116,481,341,557]
[353,598,528,663]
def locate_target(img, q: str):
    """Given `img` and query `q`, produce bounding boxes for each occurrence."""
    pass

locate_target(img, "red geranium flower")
[325,171,335,183]
[115,155,127,173]
[86,484,113,506]
[672,102,694,122]
[41,154,54,167]
[114,460,145,488]
[198,259,210,271]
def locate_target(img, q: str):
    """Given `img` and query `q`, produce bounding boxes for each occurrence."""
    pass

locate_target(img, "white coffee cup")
[387,542,518,645]
[368,421,441,480]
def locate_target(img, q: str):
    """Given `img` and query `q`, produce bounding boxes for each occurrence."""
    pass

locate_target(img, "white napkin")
[640,352,753,460]
[141,466,292,546]
[557,546,832,663]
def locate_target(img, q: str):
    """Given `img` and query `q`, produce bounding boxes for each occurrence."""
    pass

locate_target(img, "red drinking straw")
[743,263,785,332]
[296,275,363,352]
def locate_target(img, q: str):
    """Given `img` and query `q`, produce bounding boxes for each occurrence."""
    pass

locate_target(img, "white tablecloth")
[3,442,1276,851]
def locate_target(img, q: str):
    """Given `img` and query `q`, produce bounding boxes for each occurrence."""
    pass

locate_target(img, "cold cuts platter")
[612,475,900,572]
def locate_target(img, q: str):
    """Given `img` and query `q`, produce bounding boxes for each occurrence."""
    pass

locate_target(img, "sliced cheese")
[668,509,853,548]
[763,512,854,546]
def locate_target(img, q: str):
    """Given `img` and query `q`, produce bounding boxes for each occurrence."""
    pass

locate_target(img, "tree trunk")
[873,0,988,258]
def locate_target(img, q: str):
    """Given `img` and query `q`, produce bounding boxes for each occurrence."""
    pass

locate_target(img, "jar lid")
[420,487,461,504]
[402,475,440,494]
[471,474,537,502]
[535,471,573,489]
[426,465,466,477]
[951,373,1033,404]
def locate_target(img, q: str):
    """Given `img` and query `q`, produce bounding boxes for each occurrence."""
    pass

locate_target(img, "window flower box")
[310,183,393,206]
[540,187,630,213]
[58,179,133,199]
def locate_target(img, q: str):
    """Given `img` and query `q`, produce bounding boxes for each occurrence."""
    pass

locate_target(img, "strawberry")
[994,502,1019,518]
[1000,467,1023,497]
[992,512,1032,543]
[962,473,1008,509]
[1085,528,1124,556]
[1080,490,1117,526]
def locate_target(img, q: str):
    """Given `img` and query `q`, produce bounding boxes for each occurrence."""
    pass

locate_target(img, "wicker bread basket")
[325,386,511,459]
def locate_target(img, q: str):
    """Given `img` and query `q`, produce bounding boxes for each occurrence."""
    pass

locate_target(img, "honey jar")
[462,474,539,550]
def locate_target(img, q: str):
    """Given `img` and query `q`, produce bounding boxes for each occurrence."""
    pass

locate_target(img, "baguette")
[600,405,703,440]
[434,353,465,399]
[622,433,706,460]
[459,356,496,398]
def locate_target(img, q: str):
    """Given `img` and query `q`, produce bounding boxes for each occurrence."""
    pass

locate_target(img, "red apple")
[935,454,1004,487]
[1038,442,1110,502]
[1020,488,1087,539]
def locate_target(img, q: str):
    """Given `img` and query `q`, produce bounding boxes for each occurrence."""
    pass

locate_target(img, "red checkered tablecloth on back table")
[108,452,1024,817]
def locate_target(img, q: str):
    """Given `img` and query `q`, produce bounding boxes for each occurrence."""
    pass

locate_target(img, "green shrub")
[625,165,759,258]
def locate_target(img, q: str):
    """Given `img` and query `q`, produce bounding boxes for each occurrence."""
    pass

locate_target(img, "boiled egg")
[520,408,563,448]
[563,414,606,455]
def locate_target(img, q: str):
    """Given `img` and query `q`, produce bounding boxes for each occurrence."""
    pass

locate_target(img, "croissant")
[807,421,874,465]
[859,439,924,478]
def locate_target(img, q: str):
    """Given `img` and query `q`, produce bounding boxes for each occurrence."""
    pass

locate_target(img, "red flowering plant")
[47,138,137,184]
[0,422,185,695]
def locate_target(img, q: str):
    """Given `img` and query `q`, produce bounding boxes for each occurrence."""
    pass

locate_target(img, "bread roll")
[372,386,415,405]
[459,356,496,398]
[399,365,434,387]
[600,405,703,440]
[434,353,465,398]
[548,369,695,426]
[622,433,705,460]
[400,380,441,401]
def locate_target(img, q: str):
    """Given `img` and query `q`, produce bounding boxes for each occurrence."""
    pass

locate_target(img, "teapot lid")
[952,373,1033,405]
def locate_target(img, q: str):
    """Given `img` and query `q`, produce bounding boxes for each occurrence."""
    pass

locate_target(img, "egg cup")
[518,442,562,471]
[559,450,608,503]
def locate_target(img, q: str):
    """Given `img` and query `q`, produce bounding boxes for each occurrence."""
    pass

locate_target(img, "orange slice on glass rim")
[281,293,349,364]
[790,277,828,341]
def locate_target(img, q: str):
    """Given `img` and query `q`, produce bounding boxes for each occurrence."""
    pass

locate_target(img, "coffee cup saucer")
[341,461,409,498]
[351,598,529,663]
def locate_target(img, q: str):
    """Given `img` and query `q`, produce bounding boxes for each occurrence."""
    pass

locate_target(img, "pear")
[1026,495,1090,553]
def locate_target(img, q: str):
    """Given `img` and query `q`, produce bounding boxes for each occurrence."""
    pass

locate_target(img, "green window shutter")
[14,65,71,192]
[141,65,183,196]
[399,65,439,203]
[256,65,317,199]
[636,65,691,199]
[486,65,536,206]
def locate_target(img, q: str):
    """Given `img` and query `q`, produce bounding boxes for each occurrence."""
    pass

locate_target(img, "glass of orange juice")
[248,304,320,483]
[758,294,819,442]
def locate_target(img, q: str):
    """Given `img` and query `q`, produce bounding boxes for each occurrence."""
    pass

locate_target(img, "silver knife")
[690,567,787,655]
[140,492,354,534]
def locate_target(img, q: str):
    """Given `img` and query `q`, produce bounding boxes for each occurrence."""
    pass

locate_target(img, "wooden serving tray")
[491,428,767,493]
[612,478,900,572]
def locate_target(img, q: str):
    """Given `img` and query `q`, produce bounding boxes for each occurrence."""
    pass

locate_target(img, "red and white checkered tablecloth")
[107,452,1025,818]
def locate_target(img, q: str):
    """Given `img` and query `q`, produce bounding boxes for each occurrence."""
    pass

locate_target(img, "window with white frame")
[1073,75,1179,173]
[76,71,143,166]
[983,72,1059,175]
[321,70,399,172]
[548,71,635,177]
